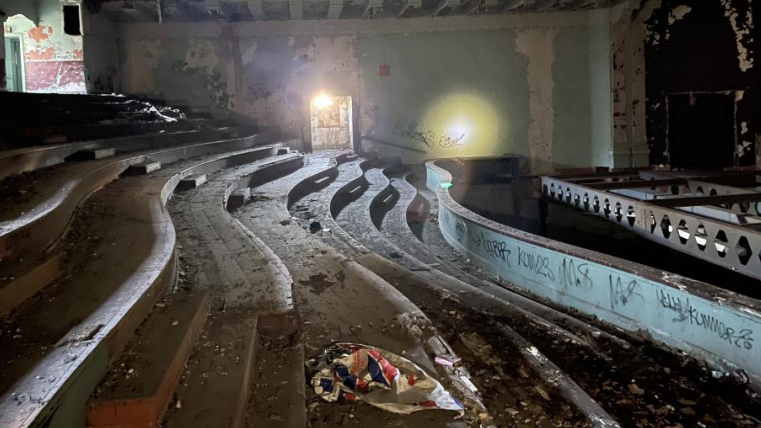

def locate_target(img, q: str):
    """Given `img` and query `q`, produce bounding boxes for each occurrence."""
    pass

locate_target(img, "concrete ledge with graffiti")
[425,159,761,391]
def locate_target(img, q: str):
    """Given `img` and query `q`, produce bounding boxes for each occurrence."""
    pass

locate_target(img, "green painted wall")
[357,30,530,162]
[116,12,614,167]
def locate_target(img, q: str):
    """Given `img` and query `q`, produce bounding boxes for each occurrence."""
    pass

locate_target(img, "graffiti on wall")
[393,120,465,148]
[436,202,760,374]
[247,82,272,101]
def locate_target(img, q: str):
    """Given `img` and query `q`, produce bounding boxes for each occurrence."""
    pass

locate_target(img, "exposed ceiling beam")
[570,0,601,10]
[327,0,343,19]
[431,0,457,16]
[203,0,224,17]
[397,0,421,17]
[363,0,383,18]
[532,0,573,11]
[156,0,163,22]
[247,0,266,19]
[502,0,532,12]
[290,0,303,19]
[462,0,483,15]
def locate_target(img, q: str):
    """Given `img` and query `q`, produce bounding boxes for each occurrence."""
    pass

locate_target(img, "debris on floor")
[308,343,465,415]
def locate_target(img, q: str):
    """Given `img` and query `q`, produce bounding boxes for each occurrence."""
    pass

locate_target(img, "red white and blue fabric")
[311,343,464,414]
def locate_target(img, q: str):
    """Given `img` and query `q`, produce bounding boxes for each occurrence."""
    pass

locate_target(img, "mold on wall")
[116,12,613,166]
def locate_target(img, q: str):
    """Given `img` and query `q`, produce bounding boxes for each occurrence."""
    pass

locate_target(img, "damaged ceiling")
[91,0,617,22]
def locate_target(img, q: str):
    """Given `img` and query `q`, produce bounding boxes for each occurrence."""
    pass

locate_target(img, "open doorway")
[309,94,353,151]
[4,34,24,92]
[667,92,735,169]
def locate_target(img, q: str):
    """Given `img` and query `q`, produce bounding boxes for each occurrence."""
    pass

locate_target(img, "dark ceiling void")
[92,0,618,22]
[646,0,759,168]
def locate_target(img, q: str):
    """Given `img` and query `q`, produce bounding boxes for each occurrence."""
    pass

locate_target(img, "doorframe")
[303,90,359,153]
[4,33,26,92]
[665,90,739,168]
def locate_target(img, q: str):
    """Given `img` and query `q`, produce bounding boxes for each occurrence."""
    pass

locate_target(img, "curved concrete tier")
[0,143,283,428]
[0,126,256,181]
[330,165,618,427]
[236,152,488,427]
[87,151,302,428]
[426,159,761,391]
[0,133,277,264]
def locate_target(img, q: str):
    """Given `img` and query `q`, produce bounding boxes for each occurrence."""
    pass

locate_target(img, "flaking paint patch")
[516,28,557,169]
[720,0,754,72]
[668,5,691,25]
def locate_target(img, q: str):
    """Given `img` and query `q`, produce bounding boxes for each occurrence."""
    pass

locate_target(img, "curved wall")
[426,159,761,390]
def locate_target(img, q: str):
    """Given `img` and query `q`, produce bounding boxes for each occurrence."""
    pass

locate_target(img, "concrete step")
[87,292,210,428]
[177,174,208,191]
[124,160,162,176]
[227,188,251,212]
[0,145,283,428]
[162,312,258,428]
[0,254,62,318]
[67,148,116,162]
[245,312,305,428]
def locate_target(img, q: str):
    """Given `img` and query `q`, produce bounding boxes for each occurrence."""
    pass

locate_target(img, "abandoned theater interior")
[0,0,760,426]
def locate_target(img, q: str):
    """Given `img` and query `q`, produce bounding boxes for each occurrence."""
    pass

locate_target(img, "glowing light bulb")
[313,94,334,109]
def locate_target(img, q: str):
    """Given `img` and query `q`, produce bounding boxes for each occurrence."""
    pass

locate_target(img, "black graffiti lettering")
[455,220,465,243]
[656,290,754,350]
[393,122,434,147]
[609,275,643,308]
[467,230,511,267]
[656,289,690,322]
[393,121,465,149]
[738,329,754,350]
[517,247,555,281]
[438,134,465,148]
[558,259,593,289]
[247,82,271,100]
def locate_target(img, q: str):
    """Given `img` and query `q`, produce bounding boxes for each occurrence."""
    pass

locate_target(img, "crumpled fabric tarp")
[310,343,465,414]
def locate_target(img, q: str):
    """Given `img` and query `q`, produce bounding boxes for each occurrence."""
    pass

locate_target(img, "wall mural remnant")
[393,120,465,149]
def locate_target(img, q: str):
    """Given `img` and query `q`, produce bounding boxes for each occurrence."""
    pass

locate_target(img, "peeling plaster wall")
[117,12,612,166]
[646,0,759,167]
[3,0,86,93]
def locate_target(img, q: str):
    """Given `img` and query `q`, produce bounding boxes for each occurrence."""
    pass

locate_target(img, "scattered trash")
[171,320,179,326]
[309,343,464,415]
[435,356,454,367]
[628,383,645,395]
[280,219,292,226]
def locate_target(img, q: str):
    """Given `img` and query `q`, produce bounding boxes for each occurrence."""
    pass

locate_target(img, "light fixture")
[313,94,334,109]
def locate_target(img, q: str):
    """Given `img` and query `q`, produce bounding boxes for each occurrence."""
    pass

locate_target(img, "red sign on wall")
[379,64,391,77]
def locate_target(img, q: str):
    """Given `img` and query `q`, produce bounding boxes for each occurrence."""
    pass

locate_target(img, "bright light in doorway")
[313,94,334,109]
